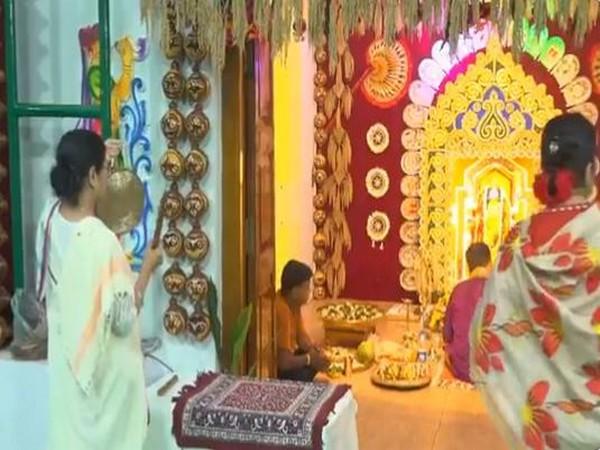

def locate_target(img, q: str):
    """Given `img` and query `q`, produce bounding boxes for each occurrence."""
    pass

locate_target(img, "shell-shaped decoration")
[160,147,186,181]
[184,223,210,261]
[162,221,185,258]
[162,262,187,296]
[162,61,185,100]
[186,147,209,181]
[161,184,185,220]
[161,103,185,141]
[163,298,188,336]
[185,265,209,303]
[185,183,209,221]
[185,105,210,144]
[186,69,210,103]
[187,306,211,341]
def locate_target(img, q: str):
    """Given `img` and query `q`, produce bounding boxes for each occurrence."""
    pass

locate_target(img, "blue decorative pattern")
[121,77,153,272]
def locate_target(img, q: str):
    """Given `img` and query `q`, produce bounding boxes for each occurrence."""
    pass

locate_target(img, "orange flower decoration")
[522,381,559,450]
[582,362,600,396]
[530,290,563,358]
[550,233,600,294]
[474,304,504,373]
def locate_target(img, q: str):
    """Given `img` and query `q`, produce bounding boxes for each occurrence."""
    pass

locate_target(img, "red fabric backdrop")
[340,23,600,302]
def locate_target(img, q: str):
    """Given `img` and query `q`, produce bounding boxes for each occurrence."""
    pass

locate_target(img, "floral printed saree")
[470,203,600,450]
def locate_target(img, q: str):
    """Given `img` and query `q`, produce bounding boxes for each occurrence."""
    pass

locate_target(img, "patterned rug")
[172,373,350,450]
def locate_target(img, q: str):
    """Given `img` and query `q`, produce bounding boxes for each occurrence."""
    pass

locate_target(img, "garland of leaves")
[140,0,600,67]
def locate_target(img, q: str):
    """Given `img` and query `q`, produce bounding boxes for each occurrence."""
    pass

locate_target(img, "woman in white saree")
[39,130,161,450]
[470,113,600,450]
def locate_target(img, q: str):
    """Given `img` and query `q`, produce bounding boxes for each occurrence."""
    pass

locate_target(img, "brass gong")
[97,169,145,235]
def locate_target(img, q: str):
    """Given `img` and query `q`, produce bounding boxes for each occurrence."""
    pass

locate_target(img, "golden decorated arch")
[418,35,562,296]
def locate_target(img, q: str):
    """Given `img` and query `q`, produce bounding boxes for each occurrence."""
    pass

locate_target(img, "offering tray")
[371,359,432,390]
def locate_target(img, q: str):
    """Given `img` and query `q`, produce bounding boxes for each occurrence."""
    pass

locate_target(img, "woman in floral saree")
[470,113,600,450]
[40,130,162,450]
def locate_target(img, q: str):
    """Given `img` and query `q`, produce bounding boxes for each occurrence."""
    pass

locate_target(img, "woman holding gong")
[36,129,162,450]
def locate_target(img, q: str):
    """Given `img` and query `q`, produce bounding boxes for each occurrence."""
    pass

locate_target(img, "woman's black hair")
[50,129,106,205]
[540,113,596,194]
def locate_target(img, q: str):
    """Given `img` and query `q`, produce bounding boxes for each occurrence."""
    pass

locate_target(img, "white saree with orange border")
[470,204,600,450]
[46,216,147,450]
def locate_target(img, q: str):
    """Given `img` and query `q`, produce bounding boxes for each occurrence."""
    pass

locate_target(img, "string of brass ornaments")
[312,43,329,301]
[159,5,212,341]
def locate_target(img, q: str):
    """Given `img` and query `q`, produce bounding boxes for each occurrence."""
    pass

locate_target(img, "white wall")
[14,0,222,376]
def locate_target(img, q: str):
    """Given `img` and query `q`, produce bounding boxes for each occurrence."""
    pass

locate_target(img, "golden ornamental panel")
[418,35,561,298]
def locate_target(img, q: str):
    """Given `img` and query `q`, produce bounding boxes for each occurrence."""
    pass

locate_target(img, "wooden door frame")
[221,40,276,378]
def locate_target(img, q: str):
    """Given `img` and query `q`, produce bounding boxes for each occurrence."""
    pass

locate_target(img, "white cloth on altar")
[143,374,359,450]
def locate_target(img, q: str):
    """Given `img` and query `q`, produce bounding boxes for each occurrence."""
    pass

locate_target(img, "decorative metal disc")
[366,123,390,154]
[365,167,390,199]
[97,169,144,235]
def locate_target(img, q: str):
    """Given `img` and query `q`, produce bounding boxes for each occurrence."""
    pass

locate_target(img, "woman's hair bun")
[49,129,106,204]
[50,163,82,200]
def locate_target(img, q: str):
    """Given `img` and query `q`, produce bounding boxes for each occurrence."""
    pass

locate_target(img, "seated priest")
[276,260,330,381]
[443,243,491,382]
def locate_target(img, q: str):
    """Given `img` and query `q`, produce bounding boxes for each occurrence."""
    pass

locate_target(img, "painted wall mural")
[76,24,154,271]
[314,19,600,303]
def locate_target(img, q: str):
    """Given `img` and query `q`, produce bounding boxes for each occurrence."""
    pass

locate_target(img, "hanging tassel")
[470,0,480,27]
[533,0,547,33]
[558,0,571,27]
[512,0,526,58]
[590,0,599,28]
[341,0,360,40]
[384,0,399,44]
[308,0,326,45]
[328,1,339,74]
[573,0,590,46]
[231,0,248,50]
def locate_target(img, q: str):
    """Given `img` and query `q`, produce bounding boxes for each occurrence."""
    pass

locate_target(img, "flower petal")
[550,233,573,253]
[483,304,496,326]
[592,308,600,326]
[587,272,600,294]
[482,331,503,353]
[545,433,560,449]
[554,255,572,268]
[531,307,551,327]
[476,348,490,373]
[542,332,562,358]
[499,250,513,272]
[529,381,550,406]
[533,408,558,432]
[524,425,545,450]
[490,355,504,372]
[585,379,600,396]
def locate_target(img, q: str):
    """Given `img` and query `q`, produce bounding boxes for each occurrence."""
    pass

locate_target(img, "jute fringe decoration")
[140,0,600,67]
